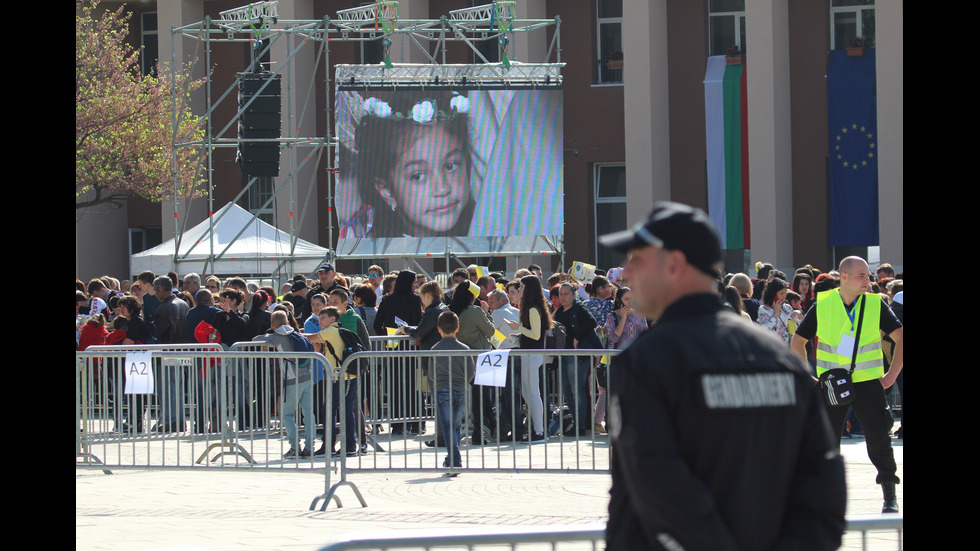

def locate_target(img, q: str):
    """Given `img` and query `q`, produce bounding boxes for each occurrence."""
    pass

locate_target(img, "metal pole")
[284,25,296,281]
[326,19,335,266]
[170,24,180,271]
[206,17,216,275]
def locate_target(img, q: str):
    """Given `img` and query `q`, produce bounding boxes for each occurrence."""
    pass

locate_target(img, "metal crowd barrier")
[76,339,619,509]
[313,347,619,510]
[76,345,333,471]
[338,347,619,472]
[317,518,903,551]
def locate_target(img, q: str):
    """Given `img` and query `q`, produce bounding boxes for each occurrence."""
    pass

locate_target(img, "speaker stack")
[236,72,282,178]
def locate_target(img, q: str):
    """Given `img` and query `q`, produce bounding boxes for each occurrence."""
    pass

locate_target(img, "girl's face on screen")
[378,124,470,235]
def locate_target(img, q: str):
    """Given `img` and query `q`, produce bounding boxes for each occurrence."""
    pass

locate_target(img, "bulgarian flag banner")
[704,56,750,249]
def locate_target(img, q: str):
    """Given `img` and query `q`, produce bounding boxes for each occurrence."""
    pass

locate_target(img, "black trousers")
[825,378,899,484]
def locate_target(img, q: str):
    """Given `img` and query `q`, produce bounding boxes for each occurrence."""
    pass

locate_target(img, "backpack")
[543,320,568,365]
[546,320,568,350]
[323,327,366,376]
[286,330,316,381]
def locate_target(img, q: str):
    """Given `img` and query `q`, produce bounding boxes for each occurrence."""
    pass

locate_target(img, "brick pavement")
[76,432,902,550]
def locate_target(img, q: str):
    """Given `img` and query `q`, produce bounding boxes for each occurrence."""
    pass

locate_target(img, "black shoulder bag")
[818,295,865,407]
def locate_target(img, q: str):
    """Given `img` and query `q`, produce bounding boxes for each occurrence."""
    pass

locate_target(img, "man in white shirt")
[489,289,519,349]
[488,289,522,440]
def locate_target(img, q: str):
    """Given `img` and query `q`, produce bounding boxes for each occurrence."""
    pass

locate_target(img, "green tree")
[76,0,206,211]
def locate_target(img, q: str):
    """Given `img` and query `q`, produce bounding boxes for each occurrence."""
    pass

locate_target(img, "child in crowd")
[429,311,473,468]
[106,316,129,345]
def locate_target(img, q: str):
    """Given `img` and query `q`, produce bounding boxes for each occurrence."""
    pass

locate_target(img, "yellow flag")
[491,328,507,348]
[386,326,399,348]
[570,261,596,284]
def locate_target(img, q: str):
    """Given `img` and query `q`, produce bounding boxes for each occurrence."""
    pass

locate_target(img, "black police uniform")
[607,294,846,551]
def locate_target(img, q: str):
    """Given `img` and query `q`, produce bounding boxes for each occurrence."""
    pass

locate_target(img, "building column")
[391,0,429,63]
[272,0,319,249]
[157,0,207,245]
[622,0,670,224]
[876,2,903,270]
[512,0,547,63]
[745,0,794,270]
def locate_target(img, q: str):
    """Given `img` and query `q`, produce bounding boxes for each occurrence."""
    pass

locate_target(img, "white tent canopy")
[131,202,330,276]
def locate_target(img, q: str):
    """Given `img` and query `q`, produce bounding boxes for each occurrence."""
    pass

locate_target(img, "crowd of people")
[76,255,903,463]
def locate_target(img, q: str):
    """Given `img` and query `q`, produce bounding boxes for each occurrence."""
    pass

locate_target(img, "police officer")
[791,256,903,514]
[601,202,846,551]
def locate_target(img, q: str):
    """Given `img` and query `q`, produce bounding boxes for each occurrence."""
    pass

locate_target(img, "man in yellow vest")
[791,256,903,514]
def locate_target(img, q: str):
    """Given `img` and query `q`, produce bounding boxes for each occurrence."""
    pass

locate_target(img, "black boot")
[881,482,899,513]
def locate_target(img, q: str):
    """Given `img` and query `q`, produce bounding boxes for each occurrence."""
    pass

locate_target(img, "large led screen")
[335,89,563,238]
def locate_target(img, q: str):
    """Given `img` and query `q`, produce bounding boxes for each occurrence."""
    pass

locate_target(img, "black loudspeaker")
[237,72,281,177]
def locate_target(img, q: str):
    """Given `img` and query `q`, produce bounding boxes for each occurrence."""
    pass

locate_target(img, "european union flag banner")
[827,49,878,246]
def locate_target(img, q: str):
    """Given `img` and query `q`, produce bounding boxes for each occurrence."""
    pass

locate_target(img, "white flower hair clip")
[362,95,470,124]
[411,100,435,123]
[450,94,469,114]
[363,97,393,118]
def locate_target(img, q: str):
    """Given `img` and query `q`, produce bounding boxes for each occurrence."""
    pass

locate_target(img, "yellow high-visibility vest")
[814,289,883,382]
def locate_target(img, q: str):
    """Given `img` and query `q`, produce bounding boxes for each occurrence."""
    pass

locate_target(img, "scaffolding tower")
[169,1,564,279]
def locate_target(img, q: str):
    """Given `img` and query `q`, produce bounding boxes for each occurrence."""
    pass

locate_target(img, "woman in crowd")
[548,284,562,313]
[583,275,615,344]
[505,275,553,442]
[348,283,380,433]
[247,290,274,338]
[448,281,494,351]
[177,290,196,308]
[396,281,447,443]
[374,271,423,334]
[114,296,152,432]
[603,286,648,345]
[723,285,752,321]
[212,289,250,345]
[791,272,815,313]
[448,280,495,444]
[600,287,649,434]
[756,278,798,345]
[374,270,424,435]
[730,273,761,322]
[402,281,448,350]
[246,289,275,428]
[552,282,602,436]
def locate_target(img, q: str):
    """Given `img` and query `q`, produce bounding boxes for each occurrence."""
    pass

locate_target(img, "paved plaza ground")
[76,430,903,550]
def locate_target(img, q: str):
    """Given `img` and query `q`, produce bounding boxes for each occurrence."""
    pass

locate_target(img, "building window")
[831,0,875,50]
[595,0,623,84]
[594,164,627,270]
[708,0,746,57]
[130,227,162,255]
[141,12,159,76]
[248,177,275,225]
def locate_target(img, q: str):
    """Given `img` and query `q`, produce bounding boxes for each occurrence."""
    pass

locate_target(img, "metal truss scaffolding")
[169,1,564,278]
